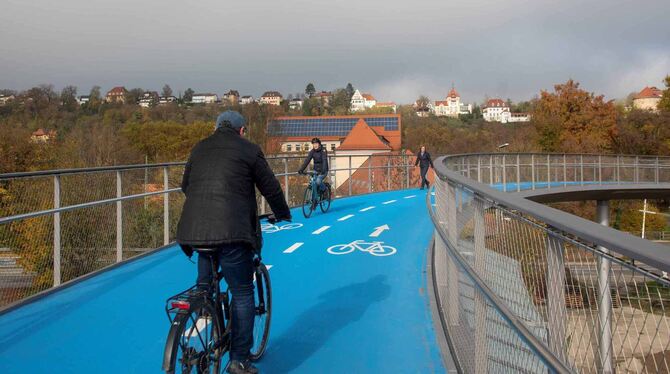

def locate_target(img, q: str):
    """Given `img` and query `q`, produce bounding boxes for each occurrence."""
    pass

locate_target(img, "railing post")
[368,160,372,193]
[163,166,169,246]
[349,156,353,196]
[635,156,639,183]
[598,155,602,185]
[473,198,489,373]
[656,156,660,183]
[531,154,535,190]
[466,158,471,179]
[477,155,482,183]
[489,154,493,186]
[596,200,613,374]
[387,156,391,191]
[516,153,521,191]
[563,154,567,187]
[53,175,61,286]
[502,154,507,192]
[116,171,123,263]
[580,154,584,186]
[547,154,551,189]
[283,158,289,202]
[616,155,620,184]
[546,232,567,363]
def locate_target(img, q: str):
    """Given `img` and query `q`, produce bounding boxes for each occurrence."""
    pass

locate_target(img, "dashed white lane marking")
[266,265,273,270]
[403,195,417,199]
[360,206,375,212]
[382,200,397,205]
[312,226,331,235]
[185,317,212,338]
[283,242,304,254]
[338,214,354,221]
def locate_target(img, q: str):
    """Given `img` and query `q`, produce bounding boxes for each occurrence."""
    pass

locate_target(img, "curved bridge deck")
[0,190,445,373]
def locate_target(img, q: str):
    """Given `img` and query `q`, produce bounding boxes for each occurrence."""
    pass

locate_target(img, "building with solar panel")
[267,114,402,189]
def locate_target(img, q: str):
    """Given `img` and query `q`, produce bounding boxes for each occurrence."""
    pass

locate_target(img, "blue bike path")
[0,189,444,373]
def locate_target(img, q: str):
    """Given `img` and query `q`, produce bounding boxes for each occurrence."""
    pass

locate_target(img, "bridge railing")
[0,153,419,311]
[430,153,670,373]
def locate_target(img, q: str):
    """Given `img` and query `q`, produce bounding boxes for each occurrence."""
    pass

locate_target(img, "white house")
[433,87,471,117]
[138,92,159,108]
[505,113,531,123]
[76,95,90,105]
[289,98,303,110]
[350,90,377,112]
[260,91,282,106]
[158,96,177,105]
[633,86,663,112]
[192,93,218,104]
[239,95,254,105]
[482,99,510,122]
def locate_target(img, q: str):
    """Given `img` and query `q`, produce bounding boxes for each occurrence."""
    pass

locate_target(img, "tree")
[305,83,316,98]
[659,75,670,112]
[183,88,195,102]
[416,95,430,108]
[345,83,355,99]
[532,80,617,153]
[329,88,351,114]
[125,88,144,104]
[60,85,78,112]
[162,84,173,98]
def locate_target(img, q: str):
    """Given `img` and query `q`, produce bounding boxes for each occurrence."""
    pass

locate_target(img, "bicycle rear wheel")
[302,186,314,218]
[163,301,223,374]
[250,263,272,361]
[320,183,332,213]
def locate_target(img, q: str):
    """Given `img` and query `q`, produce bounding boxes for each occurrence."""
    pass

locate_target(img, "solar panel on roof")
[269,116,398,137]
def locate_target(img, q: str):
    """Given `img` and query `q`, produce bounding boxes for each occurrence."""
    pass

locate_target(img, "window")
[286,144,292,152]
[331,144,336,151]
[296,144,301,152]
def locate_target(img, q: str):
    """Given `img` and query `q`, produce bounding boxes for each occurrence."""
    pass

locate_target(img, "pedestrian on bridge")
[176,110,291,374]
[414,146,434,190]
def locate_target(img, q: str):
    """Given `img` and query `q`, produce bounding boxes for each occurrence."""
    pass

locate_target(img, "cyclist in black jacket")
[177,110,291,374]
[298,137,329,193]
[414,145,434,190]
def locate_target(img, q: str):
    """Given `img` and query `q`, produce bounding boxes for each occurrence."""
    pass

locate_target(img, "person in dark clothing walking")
[298,137,329,193]
[414,146,434,190]
[176,110,291,374]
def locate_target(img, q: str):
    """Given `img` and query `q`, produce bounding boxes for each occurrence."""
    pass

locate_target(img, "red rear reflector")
[171,301,190,310]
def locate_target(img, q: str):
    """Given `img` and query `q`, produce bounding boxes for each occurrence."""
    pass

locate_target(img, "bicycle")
[327,240,397,256]
[300,170,332,218]
[162,215,277,373]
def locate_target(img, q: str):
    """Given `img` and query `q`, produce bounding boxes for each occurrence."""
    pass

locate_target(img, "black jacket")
[298,146,329,175]
[414,151,434,169]
[176,127,290,256]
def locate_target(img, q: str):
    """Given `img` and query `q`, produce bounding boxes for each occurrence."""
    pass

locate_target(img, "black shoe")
[228,360,259,374]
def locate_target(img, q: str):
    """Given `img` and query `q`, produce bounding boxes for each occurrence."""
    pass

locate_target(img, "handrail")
[434,155,670,273]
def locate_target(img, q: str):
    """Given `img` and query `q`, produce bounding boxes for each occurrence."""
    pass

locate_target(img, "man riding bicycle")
[176,110,291,374]
[298,137,329,195]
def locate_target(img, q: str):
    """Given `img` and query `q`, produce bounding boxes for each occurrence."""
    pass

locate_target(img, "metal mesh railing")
[430,153,670,373]
[0,153,419,310]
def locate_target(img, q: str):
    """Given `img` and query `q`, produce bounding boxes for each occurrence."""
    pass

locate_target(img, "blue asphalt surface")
[0,189,444,374]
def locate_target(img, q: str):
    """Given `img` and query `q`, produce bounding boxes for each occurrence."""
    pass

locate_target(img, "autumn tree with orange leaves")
[532,79,617,153]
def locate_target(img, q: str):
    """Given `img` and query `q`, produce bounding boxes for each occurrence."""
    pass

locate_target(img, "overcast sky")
[1,0,669,104]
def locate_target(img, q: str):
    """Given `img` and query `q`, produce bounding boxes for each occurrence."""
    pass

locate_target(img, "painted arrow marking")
[312,226,330,235]
[382,200,397,205]
[359,206,375,212]
[338,214,354,221]
[369,224,390,237]
[283,242,304,254]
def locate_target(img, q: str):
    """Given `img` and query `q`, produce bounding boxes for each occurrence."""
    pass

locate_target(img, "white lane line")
[283,242,304,254]
[184,317,211,338]
[403,195,417,199]
[338,214,354,221]
[360,206,375,212]
[254,265,273,281]
[382,200,397,205]
[312,226,331,235]
[266,265,273,270]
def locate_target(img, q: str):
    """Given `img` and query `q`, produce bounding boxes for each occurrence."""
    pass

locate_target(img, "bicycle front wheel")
[163,301,223,374]
[250,263,272,361]
[302,186,314,218]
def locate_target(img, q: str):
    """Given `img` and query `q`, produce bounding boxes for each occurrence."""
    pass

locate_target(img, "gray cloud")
[1,0,668,103]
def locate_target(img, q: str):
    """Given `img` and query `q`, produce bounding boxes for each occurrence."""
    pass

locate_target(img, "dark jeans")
[420,167,430,189]
[196,244,254,362]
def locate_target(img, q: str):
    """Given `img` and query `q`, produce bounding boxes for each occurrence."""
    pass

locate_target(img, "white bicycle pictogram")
[327,240,397,256]
[261,222,303,234]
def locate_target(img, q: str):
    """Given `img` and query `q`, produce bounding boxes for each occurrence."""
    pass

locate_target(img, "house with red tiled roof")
[267,114,402,190]
[633,86,663,112]
[30,128,56,143]
[351,90,377,112]
[105,86,127,104]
